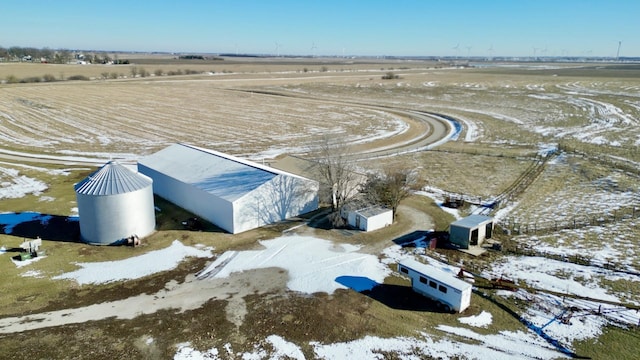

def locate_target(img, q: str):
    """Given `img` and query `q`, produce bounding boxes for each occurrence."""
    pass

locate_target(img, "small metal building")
[344,206,393,232]
[449,215,494,249]
[74,161,156,245]
[138,144,319,234]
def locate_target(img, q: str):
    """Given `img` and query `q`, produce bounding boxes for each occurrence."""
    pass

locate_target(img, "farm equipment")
[17,237,45,260]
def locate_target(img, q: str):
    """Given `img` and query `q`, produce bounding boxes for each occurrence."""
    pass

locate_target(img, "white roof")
[355,206,392,218]
[138,144,300,202]
[74,161,152,196]
[451,215,493,229]
[398,258,471,292]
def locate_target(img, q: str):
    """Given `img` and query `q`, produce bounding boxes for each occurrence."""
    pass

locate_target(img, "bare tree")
[314,135,363,226]
[360,166,416,217]
[53,49,71,64]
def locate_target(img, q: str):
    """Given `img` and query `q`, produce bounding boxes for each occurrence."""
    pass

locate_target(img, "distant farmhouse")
[138,144,319,234]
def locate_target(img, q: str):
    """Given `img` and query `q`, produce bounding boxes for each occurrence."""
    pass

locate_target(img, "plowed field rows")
[0,80,411,159]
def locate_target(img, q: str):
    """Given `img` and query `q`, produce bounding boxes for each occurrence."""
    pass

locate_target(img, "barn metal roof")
[450,215,493,229]
[138,144,285,202]
[74,161,152,196]
[355,206,392,218]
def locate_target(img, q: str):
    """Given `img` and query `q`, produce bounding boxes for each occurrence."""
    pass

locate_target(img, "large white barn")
[138,144,319,234]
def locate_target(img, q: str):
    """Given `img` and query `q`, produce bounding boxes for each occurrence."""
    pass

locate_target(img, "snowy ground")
[5,232,633,358]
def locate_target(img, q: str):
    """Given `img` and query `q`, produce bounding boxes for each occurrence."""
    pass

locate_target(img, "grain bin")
[74,161,155,245]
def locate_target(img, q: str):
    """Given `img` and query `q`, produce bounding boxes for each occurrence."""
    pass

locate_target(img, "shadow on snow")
[0,211,80,243]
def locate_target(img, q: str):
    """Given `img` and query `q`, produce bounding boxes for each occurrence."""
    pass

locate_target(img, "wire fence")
[497,205,640,236]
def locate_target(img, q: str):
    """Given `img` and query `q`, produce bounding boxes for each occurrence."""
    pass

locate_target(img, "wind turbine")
[541,46,548,57]
[487,44,494,59]
[452,43,460,57]
[465,45,472,58]
[616,41,622,60]
[275,42,282,57]
[311,42,318,57]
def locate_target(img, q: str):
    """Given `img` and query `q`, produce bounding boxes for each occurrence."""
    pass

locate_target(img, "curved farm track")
[230,88,453,160]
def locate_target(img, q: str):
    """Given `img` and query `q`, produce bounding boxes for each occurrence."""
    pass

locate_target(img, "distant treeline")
[178,55,223,61]
[0,46,135,64]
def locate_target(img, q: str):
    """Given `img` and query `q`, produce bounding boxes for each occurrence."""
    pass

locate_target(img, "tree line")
[0,46,122,64]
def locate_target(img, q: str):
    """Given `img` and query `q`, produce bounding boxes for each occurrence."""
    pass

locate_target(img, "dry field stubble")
[0,79,419,158]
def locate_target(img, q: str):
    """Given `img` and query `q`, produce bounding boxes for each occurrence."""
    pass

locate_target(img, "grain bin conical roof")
[74,161,152,196]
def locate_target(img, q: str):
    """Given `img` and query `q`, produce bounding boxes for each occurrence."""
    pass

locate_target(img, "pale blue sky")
[2,0,638,57]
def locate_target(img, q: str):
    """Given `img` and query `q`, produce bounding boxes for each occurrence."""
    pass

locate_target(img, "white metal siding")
[137,144,320,234]
[77,186,155,245]
[364,211,393,232]
[397,259,471,313]
[138,164,235,233]
[234,174,319,234]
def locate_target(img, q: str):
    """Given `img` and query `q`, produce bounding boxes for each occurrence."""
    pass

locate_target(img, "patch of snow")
[21,270,44,278]
[200,235,390,294]
[493,201,519,222]
[490,256,621,302]
[415,189,462,220]
[265,335,305,360]
[0,167,48,199]
[174,342,220,360]
[11,255,46,268]
[458,311,492,328]
[435,326,568,359]
[53,240,212,285]
[311,329,567,360]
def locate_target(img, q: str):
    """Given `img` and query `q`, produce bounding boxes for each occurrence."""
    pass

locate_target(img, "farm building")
[74,161,156,245]
[343,206,393,232]
[138,144,319,234]
[449,215,494,249]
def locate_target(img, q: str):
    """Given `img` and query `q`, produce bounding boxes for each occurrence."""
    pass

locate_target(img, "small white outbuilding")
[138,144,319,234]
[74,161,156,245]
[344,206,393,232]
[449,215,494,249]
